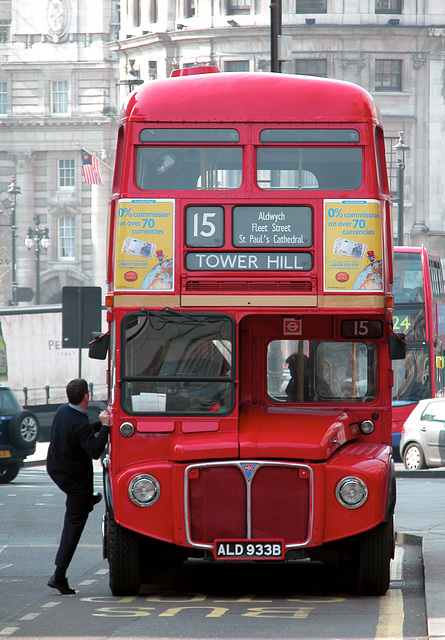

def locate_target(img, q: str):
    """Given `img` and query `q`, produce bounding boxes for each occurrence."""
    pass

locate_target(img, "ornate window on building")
[52,81,68,114]
[149,61,157,81]
[58,159,75,188]
[375,0,402,13]
[227,0,250,14]
[132,0,141,26]
[295,59,327,77]
[384,135,399,198]
[375,60,402,91]
[295,0,327,12]
[184,0,195,18]
[0,83,7,115]
[225,60,250,72]
[149,0,157,22]
[0,22,9,43]
[58,216,75,259]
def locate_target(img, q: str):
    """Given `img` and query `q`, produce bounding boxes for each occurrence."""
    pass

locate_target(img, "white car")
[399,398,445,470]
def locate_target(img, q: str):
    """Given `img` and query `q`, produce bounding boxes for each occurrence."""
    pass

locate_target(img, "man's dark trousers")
[55,485,92,570]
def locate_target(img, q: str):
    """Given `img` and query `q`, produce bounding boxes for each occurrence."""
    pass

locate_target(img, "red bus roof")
[122,71,382,125]
[394,245,441,260]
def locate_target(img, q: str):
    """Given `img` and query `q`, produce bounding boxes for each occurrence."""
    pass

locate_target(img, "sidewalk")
[25,443,445,639]
[26,441,102,470]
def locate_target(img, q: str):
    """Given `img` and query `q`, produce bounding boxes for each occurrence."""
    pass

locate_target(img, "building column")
[13,152,36,304]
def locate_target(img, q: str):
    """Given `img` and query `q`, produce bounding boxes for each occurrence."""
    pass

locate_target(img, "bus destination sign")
[185,251,312,271]
[232,206,313,248]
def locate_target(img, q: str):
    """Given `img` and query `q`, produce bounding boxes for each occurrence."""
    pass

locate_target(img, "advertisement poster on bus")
[323,199,383,292]
[114,199,174,291]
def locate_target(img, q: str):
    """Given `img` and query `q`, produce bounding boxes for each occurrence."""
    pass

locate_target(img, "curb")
[395,531,422,545]
[395,469,445,478]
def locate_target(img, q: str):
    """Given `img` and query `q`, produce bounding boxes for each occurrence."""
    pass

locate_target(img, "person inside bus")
[137,148,201,190]
[285,353,333,401]
[285,353,309,401]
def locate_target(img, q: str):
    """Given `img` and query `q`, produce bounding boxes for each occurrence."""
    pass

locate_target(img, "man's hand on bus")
[99,409,112,427]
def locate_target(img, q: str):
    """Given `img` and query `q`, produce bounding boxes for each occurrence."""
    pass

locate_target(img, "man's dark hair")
[66,378,89,405]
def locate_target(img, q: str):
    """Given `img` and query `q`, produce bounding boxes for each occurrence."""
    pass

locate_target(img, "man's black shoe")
[47,574,76,595]
[89,491,102,512]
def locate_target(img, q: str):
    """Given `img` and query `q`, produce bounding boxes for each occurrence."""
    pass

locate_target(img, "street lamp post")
[118,60,144,93]
[24,215,50,305]
[6,176,21,306]
[393,131,410,246]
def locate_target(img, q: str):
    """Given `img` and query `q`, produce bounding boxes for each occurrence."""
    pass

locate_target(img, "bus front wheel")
[108,518,141,596]
[357,518,394,595]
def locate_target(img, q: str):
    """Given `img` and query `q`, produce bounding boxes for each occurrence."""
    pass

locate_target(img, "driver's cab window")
[267,340,376,402]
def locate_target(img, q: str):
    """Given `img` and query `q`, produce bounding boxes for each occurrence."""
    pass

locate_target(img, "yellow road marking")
[375,589,404,640]
[375,547,405,640]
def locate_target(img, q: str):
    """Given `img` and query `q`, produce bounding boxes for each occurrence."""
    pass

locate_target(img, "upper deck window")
[140,129,239,142]
[260,129,360,143]
[136,146,242,190]
[257,147,362,190]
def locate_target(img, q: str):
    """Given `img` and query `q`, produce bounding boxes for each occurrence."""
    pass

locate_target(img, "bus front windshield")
[267,340,377,402]
[120,312,235,415]
[393,252,424,304]
[392,347,431,405]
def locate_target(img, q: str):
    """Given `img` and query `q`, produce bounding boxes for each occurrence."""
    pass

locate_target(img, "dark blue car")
[0,386,39,483]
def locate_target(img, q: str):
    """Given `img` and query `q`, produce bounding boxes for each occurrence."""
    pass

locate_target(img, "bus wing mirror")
[389,332,406,360]
[89,331,109,360]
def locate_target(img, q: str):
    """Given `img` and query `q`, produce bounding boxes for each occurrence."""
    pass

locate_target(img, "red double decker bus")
[90,67,405,596]
[392,245,445,459]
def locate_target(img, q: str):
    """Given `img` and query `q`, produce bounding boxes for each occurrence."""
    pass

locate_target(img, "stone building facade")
[0,0,119,306]
[111,0,445,258]
[2,0,445,309]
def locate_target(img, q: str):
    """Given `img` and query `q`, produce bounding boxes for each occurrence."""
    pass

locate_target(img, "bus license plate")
[214,540,284,561]
[0,450,11,458]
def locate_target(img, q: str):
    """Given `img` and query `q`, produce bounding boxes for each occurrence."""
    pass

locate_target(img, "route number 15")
[186,206,224,247]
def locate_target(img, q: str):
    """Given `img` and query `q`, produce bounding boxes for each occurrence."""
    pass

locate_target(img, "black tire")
[357,519,393,595]
[403,443,426,470]
[0,462,21,484]
[8,411,39,448]
[108,518,141,596]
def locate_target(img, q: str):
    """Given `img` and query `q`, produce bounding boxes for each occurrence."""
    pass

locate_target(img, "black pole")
[7,176,20,306]
[78,287,83,378]
[270,0,282,73]
[397,160,404,246]
[10,197,17,306]
[35,242,40,305]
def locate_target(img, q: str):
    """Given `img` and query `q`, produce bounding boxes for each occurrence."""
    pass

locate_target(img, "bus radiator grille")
[184,280,313,292]
[187,463,310,546]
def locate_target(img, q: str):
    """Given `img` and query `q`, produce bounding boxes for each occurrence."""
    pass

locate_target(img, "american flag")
[81,149,103,186]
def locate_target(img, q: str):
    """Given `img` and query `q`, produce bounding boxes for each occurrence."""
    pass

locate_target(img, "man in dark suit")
[46,378,111,595]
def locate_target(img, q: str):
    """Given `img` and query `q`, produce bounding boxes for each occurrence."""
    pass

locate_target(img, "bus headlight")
[120,422,135,437]
[128,474,161,507]
[359,419,375,435]
[335,476,368,509]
